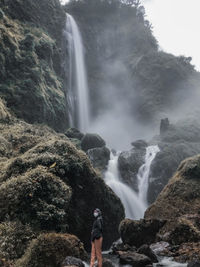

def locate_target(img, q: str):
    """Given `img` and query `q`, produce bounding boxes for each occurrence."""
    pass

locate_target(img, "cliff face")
[0,0,68,132]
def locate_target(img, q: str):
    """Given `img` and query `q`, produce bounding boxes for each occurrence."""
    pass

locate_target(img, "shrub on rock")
[0,221,35,261]
[0,167,72,231]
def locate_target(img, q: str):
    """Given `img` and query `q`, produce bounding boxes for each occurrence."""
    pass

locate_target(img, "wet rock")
[81,133,106,151]
[111,241,136,254]
[118,144,146,190]
[102,258,115,267]
[137,244,158,263]
[119,251,152,266]
[87,146,110,172]
[65,128,84,141]
[150,242,170,256]
[61,256,84,267]
[187,261,200,267]
[131,140,148,149]
[119,219,166,248]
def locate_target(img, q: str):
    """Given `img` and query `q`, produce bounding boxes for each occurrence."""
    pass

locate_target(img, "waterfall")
[104,153,146,219]
[137,145,160,206]
[104,146,159,219]
[64,14,90,132]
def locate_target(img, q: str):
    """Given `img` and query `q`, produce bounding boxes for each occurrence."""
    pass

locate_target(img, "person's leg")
[90,241,96,267]
[94,237,103,267]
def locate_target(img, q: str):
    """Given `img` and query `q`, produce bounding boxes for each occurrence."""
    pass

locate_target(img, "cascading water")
[104,153,146,219]
[64,14,90,132]
[137,145,160,207]
[104,146,159,219]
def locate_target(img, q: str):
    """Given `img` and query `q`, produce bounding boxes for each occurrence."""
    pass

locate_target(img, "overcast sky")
[61,0,200,71]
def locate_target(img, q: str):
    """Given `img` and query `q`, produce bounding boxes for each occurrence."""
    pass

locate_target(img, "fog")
[141,0,200,71]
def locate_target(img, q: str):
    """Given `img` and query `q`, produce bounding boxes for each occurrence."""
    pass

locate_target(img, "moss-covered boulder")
[0,221,36,261]
[16,233,87,267]
[0,110,124,253]
[145,154,200,247]
[0,167,72,231]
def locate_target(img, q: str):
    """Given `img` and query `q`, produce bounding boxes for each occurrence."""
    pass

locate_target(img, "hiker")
[90,208,103,267]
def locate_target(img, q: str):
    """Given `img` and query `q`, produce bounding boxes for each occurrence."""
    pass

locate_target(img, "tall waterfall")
[104,146,159,219]
[104,153,146,219]
[64,14,90,132]
[137,145,160,206]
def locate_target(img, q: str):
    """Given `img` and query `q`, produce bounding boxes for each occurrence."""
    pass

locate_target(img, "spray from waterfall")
[64,14,90,132]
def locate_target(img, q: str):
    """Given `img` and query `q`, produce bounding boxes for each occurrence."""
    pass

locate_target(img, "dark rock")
[137,245,158,263]
[102,258,115,267]
[111,241,136,254]
[160,118,170,135]
[87,146,110,172]
[187,261,200,267]
[61,256,84,267]
[131,140,148,149]
[148,121,200,203]
[119,251,152,266]
[119,219,166,248]
[118,145,146,191]
[81,133,106,151]
[65,128,84,140]
[145,154,200,250]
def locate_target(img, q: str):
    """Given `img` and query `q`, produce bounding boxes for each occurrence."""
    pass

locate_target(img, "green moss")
[16,233,87,267]
[0,167,72,231]
[0,221,36,261]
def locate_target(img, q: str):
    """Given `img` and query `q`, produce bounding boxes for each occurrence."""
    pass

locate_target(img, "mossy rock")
[0,117,125,250]
[16,233,87,267]
[0,221,36,261]
[0,167,72,231]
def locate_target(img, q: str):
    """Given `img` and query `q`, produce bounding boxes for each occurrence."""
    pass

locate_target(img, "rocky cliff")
[0,0,68,131]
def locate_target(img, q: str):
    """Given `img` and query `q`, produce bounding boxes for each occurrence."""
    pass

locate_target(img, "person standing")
[90,208,103,267]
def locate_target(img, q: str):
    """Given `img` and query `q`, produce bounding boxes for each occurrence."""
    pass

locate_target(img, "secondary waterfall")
[64,14,90,132]
[104,146,159,219]
[137,145,160,206]
[104,153,146,219]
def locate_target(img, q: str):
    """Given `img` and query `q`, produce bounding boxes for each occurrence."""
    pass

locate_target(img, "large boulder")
[16,233,87,267]
[81,133,106,151]
[87,146,110,172]
[137,245,158,263]
[118,141,147,190]
[118,251,152,266]
[145,154,200,247]
[0,116,125,253]
[65,128,84,141]
[148,120,200,203]
[119,219,166,248]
